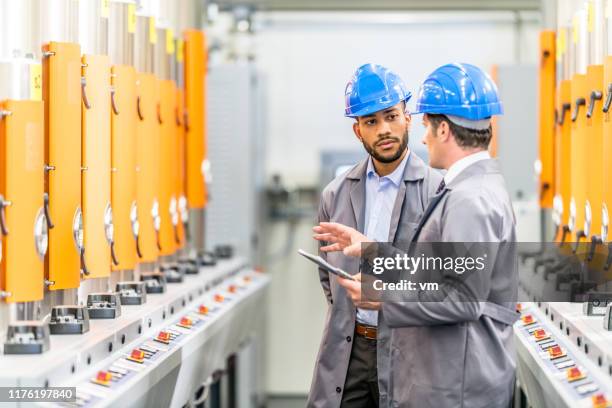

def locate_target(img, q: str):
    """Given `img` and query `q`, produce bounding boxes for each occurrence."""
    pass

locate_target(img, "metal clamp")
[603,83,612,114]
[135,235,143,259]
[81,77,91,109]
[571,97,586,122]
[557,103,571,125]
[588,236,602,263]
[111,86,120,115]
[43,193,54,229]
[0,195,9,236]
[559,225,570,245]
[137,96,144,120]
[587,90,603,118]
[573,230,586,254]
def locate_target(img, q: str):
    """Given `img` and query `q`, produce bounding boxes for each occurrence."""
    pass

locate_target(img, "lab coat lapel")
[412,189,448,242]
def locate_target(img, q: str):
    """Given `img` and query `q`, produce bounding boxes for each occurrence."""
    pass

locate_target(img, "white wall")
[253,10,541,396]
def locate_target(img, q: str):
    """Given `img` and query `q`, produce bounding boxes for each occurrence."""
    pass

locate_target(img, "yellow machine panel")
[538,31,556,208]
[111,65,138,271]
[556,80,572,242]
[584,65,604,243]
[158,79,177,255]
[184,30,207,209]
[176,87,186,246]
[81,54,111,278]
[569,74,588,244]
[43,42,82,290]
[603,57,612,242]
[0,100,45,302]
[136,72,160,262]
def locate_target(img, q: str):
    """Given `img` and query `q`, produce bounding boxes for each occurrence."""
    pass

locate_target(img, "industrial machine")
[0,1,268,407]
[516,1,612,407]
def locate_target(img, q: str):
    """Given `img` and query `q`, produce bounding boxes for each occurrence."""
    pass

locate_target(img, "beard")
[362,129,409,164]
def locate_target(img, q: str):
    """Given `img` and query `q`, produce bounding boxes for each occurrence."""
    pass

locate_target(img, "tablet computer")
[298,249,356,281]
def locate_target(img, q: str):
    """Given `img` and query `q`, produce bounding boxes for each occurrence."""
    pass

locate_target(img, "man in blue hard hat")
[307,64,441,408]
[313,63,518,408]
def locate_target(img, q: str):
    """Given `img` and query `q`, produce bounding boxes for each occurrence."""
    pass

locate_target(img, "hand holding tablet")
[298,249,356,281]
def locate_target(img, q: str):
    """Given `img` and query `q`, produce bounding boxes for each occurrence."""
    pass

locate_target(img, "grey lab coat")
[307,153,442,408]
[381,158,519,408]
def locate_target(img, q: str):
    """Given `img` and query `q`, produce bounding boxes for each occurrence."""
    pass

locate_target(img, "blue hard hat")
[413,63,503,120]
[344,64,412,118]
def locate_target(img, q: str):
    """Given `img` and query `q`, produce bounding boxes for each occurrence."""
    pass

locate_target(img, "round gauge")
[104,203,114,244]
[73,207,84,251]
[33,208,48,260]
[584,200,592,238]
[130,201,139,237]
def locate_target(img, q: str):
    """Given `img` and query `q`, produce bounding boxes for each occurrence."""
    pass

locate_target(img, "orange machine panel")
[82,54,111,278]
[184,30,207,209]
[584,65,604,243]
[136,73,160,262]
[569,74,588,244]
[43,42,82,290]
[158,79,177,255]
[556,80,572,241]
[538,31,556,208]
[0,100,45,302]
[176,87,186,247]
[603,57,612,242]
[111,65,137,271]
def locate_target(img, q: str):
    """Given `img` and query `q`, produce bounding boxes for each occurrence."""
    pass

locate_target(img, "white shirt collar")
[444,151,491,185]
[366,150,410,187]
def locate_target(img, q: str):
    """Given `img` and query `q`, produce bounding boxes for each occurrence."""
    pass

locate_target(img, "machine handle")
[111,87,120,115]
[155,230,162,251]
[110,241,120,266]
[572,98,586,122]
[135,234,143,258]
[604,243,612,271]
[587,90,603,118]
[0,195,9,236]
[80,248,90,276]
[557,103,571,125]
[175,107,182,126]
[157,103,163,124]
[173,224,180,244]
[587,236,602,263]
[603,83,612,113]
[183,110,190,132]
[81,77,91,110]
[572,230,586,253]
[43,193,54,229]
[137,96,144,121]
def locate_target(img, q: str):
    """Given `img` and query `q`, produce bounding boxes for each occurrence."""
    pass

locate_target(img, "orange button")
[228,285,236,293]
[516,303,523,312]
[592,394,609,408]
[532,329,550,341]
[255,267,264,273]
[96,371,112,382]
[157,331,171,342]
[548,345,565,360]
[243,276,251,283]
[179,317,192,327]
[521,314,535,326]
[567,367,586,382]
[214,294,224,302]
[198,305,209,315]
[129,349,145,362]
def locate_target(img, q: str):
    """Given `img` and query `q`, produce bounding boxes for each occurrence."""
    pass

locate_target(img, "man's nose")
[377,121,392,136]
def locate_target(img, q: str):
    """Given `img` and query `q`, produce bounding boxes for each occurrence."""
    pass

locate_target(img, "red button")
[157,331,170,341]
[198,305,209,315]
[130,349,145,361]
[179,317,192,327]
[96,371,112,382]
[548,345,565,359]
[567,367,585,382]
[214,294,224,302]
[521,314,535,325]
[592,394,608,408]
[532,329,549,341]
[228,285,236,293]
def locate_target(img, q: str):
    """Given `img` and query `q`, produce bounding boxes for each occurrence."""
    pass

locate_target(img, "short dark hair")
[427,114,492,149]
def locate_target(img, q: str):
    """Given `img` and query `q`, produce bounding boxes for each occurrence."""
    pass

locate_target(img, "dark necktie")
[435,179,446,194]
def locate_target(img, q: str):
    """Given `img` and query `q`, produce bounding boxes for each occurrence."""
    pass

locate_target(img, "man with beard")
[307,64,441,408]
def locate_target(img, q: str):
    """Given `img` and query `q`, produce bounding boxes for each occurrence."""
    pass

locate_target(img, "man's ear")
[437,121,450,143]
[353,121,363,141]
